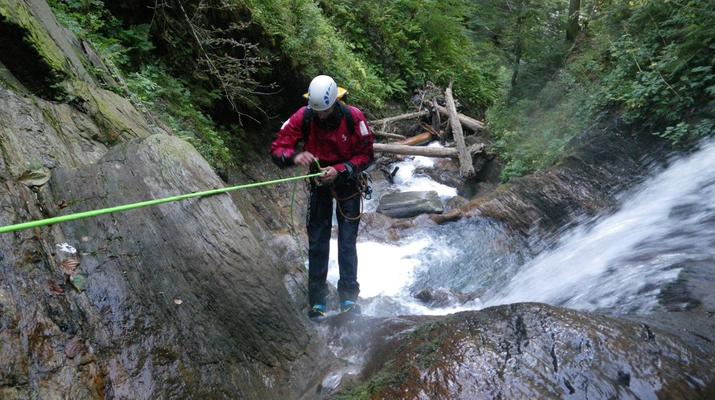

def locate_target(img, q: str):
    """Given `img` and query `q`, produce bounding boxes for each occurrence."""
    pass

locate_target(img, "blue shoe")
[340,300,361,314]
[308,304,326,319]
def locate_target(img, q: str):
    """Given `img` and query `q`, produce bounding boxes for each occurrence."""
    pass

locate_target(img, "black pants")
[307,183,361,306]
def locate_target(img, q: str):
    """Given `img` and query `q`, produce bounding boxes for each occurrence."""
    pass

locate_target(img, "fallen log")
[433,105,485,131]
[397,131,434,146]
[370,110,430,126]
[373,143,457,157]
[445,83,475,178]
[373,130,407,140]
[373,142,485,158]
[431,98,444,140]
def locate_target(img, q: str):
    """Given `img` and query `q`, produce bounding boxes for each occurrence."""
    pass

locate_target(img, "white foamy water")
[364,143,458,212]
[326,239,426,298]
[325,148,470,315]
[326,233,488,316]
[324,139,715,317]
[485,140,715,313]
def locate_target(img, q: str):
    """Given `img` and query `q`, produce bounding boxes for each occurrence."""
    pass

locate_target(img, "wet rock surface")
[464,120,669,241]
[338,303,715,399]
[0,2,330,397]
[0,129,330,398]
[377,190,443,218]
[303,313,434,399]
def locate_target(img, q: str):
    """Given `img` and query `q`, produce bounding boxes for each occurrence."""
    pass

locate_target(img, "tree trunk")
[566,0,581,42]
[510,39,522,89]
[510,2,526,93]
[445,82,475,178]
[433,105,485,131]
[370,110,430,126]
[373,143,459,158]
[373,143,485,158]
[372,131,407,140]
[431,98,443,139]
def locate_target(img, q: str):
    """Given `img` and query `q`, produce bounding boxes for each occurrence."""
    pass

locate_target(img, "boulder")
[377,191,443,218]
[338,303,715,399]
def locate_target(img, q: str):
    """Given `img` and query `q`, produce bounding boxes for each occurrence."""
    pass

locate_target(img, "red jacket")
[270,105,374,174]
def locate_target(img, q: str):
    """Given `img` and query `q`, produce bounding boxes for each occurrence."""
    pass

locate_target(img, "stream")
[325,139,715,317]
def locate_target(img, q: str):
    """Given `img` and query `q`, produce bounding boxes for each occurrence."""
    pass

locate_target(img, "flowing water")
[326,140,715,317]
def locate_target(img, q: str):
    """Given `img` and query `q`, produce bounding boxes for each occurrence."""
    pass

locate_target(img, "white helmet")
[307,75,338,111]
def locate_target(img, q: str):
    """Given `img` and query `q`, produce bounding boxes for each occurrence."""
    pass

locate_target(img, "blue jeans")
[307,183,360,306]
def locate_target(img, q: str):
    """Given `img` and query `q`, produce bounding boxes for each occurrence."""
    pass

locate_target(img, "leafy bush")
[48,0,153,70]
[316,0,501,110]
[241,0,388,108]
[488,70,591,182]
[125,65,237,175]
[49,0,237,175]
[591,0,715,144]
[484,0,715,180]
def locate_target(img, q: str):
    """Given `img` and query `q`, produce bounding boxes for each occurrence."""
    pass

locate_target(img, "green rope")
[0,171,324,234]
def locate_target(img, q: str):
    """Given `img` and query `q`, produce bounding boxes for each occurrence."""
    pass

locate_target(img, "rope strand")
[0,171,324,234]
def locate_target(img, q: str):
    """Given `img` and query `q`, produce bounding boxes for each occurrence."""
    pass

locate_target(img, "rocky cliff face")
[0,1,328,398]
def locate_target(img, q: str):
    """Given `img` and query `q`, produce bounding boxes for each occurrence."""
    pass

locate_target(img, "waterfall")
[486,139,715,313]
[328,140,715,316]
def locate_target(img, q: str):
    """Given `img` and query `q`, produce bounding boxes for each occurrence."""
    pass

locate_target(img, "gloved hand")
[319,166,338,184]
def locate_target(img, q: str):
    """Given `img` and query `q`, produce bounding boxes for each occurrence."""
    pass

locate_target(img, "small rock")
[64,337,83,359]
[18,167,51,187]
[60,258,80,275]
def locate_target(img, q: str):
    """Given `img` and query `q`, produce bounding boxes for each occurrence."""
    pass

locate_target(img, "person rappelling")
[270,75,375,319]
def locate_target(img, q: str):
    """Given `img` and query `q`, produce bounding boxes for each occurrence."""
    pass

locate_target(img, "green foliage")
[48,0,153,69]
[488,70,591,181]
[48,0,237,174]
[591,0,715,144]
[315,0,501,110]
[482,0,715,180]
[657,119,714,146]
[469,0,571,98]
[125,65,237,175]
[241,0,387,108]
[466,0,589,181]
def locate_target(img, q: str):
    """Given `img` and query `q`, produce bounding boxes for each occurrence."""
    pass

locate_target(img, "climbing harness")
[331,172,372,222]
[0,171,325,234]
[293,160,372,222]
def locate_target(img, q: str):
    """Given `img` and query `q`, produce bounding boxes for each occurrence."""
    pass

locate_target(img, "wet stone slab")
[377,190,444,218]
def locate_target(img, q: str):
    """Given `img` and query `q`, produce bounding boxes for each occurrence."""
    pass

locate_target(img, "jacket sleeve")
[270,108,305,168]
[334,107,374,177]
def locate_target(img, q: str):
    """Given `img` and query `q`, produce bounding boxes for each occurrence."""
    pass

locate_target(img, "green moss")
[334,320,456,399]
[0,0,68,79]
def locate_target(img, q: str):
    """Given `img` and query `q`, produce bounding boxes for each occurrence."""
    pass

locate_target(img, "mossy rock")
[0,0,68,96]
[66,80,153,143]
[337,304,715,399]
